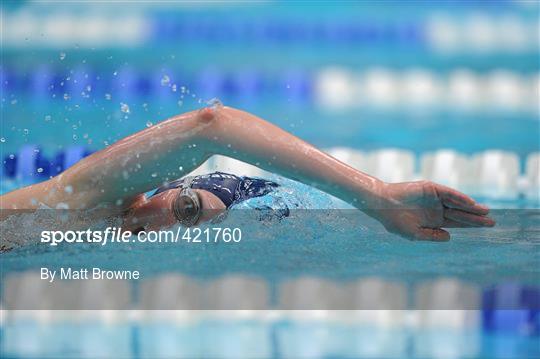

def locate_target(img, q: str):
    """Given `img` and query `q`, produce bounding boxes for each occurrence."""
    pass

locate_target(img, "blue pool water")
[1,3,539,357]
[2,319,540,359]
[1,177,539,284]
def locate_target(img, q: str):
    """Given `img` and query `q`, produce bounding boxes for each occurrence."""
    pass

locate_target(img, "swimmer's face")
[123,188,226,232]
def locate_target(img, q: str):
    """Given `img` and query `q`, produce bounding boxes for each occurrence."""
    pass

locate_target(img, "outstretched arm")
[1,105,494,240]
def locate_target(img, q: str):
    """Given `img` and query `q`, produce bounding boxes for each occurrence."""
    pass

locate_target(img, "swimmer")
[0,105,494,244]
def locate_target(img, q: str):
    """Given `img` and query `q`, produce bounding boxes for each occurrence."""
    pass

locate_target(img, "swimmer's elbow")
[196,107,217,123]
[195,103,236,125]
[195,104,247,147]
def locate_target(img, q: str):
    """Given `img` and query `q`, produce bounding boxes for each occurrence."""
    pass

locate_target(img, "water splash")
[206,98,223,110]
[161,75,170,86]
[55,203,69,210]
[120,103,130,114]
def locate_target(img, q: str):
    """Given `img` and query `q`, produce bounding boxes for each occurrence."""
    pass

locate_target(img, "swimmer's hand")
[368,181,495,241]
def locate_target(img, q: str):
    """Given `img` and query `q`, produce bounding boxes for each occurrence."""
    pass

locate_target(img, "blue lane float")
[151,18,425,46]
[2,146,94,181]
[482,283,540,335]
[4,66,314,103]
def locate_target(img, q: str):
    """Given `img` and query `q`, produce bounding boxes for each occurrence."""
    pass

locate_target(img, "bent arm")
[1,106,383,210]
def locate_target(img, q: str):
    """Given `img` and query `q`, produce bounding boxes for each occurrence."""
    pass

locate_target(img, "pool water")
[1,177,539,285]
[2,318,540,359]
[1,3,539,357]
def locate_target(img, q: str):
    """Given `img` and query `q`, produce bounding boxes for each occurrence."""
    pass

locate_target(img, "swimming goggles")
[171,177,201,227]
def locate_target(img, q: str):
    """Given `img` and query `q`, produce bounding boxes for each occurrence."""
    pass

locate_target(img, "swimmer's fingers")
[394,221,450,242]
[444,208,496,228]
[435,184,490,215]
[442,218,476,228]
[412,227,451,242]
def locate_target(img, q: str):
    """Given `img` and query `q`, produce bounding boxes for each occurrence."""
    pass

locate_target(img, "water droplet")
[120,102,130,113]
[161,75,170,86]
[10,99,17,105]
[145,121,153,128]
[0,138,5,143]
[105,93,111,100]
[37,167,43,173]
[56,202,69,210]
[86,85,92,92]
[23,128,29,135]
[171,84,177,92]
[59,52,66,60]
[177,100,183,107]
[72,134,78,140]
[151,172,158,178]
[178,166,183,171]
[64,185,73,194]
[63,93,70,100]
[44,115,51,121]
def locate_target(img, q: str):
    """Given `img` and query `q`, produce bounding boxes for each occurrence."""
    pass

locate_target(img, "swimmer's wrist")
[349,178,389,211]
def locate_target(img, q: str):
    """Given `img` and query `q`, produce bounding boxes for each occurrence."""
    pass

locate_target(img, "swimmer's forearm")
[0,180,61,213]
[200,106,386,208]
[4,108,227,209]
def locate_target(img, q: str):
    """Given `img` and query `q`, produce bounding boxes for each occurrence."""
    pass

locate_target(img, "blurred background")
[1,1,539,358]
[1,1,539,159]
